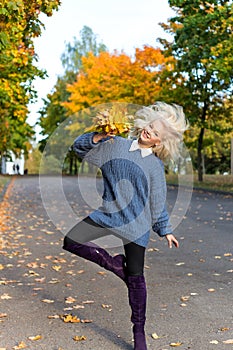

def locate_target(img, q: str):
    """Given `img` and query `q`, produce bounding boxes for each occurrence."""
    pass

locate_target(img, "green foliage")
[159,0,233,179]
[61,25,107,74]
[0,0,61,170]
[38,26,108,173]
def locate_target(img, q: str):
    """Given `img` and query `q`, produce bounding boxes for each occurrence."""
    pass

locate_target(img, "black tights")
[64,216,146,276]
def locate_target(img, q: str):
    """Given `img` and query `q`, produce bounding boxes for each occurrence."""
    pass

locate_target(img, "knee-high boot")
[63,235,126,282]
[127,275,147,350]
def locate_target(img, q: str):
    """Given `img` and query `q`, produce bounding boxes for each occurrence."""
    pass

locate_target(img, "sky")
[28,0,174,137]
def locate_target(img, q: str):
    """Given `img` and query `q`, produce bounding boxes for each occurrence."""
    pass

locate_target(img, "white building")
[1,151,25,175]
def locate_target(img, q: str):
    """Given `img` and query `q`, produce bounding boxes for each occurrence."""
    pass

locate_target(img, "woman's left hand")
[165,234,179,249]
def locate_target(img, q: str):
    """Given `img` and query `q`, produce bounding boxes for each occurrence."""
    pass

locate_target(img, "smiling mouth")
[142,129,151,139]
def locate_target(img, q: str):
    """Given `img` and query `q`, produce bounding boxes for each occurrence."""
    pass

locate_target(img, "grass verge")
[0,175,11,198]
[166,174,233,194]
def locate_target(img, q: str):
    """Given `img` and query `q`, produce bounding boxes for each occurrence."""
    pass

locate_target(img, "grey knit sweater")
[73,132,172,247]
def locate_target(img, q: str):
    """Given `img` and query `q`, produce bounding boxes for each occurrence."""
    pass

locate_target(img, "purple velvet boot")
[63,236,126,282]
[127,275,147,350]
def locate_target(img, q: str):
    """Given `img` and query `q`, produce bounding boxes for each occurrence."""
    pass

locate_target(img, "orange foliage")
[63,46,168,114]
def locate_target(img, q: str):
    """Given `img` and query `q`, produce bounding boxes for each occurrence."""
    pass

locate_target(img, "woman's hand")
[165,234,179,249]
[93,132,115,144]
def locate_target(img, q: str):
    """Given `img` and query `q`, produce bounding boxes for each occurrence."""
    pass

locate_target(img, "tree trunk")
[74,158,78,175]
[197,127,205,181]
[69,155,73,175]
[197,102,208,182]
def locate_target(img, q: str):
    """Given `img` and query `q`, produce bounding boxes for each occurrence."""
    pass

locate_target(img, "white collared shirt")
[129,139,153,158]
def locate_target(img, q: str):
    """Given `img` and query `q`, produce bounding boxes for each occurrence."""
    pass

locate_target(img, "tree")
[159,0,233,180]
[63,46,169,114]
[61,25,107,75]
[0,0,60,170]
[39,26,108,174]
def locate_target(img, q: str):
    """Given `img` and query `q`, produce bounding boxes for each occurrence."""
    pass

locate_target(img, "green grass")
[166,174,233,193]
[0,175,11,196]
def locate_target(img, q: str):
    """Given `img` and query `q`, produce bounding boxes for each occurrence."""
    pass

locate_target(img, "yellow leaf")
[41,299,54,303]
[73,335,87,341]
[13,342,27,349]
[61,314,80,323]
[52,265,61,271]
[28,335,42,341]
[223,339,233,344]
[151,332,160,339]
[65,296,76,304]
[170,342,183,347]
[81,319,93,323]
[220,327,230,332]
[47,314,60,319]
[0,293,12,300]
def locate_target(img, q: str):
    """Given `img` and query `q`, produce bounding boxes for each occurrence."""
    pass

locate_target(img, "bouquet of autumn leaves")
[88,105,134,136]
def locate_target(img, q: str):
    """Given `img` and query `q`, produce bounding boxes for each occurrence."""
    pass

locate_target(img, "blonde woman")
[63,102,188,350]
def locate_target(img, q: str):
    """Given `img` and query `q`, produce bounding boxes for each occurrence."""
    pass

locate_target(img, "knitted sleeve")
[152,205,173,237]
[73,132,103,166]
[150,160,173,237]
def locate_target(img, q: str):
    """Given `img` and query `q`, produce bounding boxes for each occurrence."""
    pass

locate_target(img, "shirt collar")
[129,139,153,158]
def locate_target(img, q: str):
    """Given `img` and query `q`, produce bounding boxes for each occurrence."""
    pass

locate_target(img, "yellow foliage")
[87,105,134,135]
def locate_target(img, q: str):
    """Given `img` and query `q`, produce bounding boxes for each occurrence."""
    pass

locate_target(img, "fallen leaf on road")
[170,342,183,347]
[176,262,185,266]
[61,314,81,323]
[28,335,42,341]
[73,335,86,341]
[223,339,233,344]
[81,319,93,323]
[47,314,60,319]
[52,265,61,271]
[41,299,54,303]
[82,300,94,304]
[210,340,219,344]
[13,342,27,349]
[208,289,215,292]
[220,328,230,332]
[65,296,76,304]
[0,293,12,300]
[0,313,7,318]
[73,304,85,309]
[151,332,161,339]
[180,296,190,302]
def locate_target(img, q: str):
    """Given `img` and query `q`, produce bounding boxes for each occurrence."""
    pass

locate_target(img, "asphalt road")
[0,176,232,350]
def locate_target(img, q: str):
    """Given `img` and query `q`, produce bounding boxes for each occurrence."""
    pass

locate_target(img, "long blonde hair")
[130,102,189,161]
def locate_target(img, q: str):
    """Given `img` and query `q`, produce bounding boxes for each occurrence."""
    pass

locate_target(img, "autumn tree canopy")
[158,0,233,180]
[63,46,169,114]
[0,0,60,167]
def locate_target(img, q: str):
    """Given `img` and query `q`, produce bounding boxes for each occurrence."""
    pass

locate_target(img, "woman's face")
[139,120,163,148]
